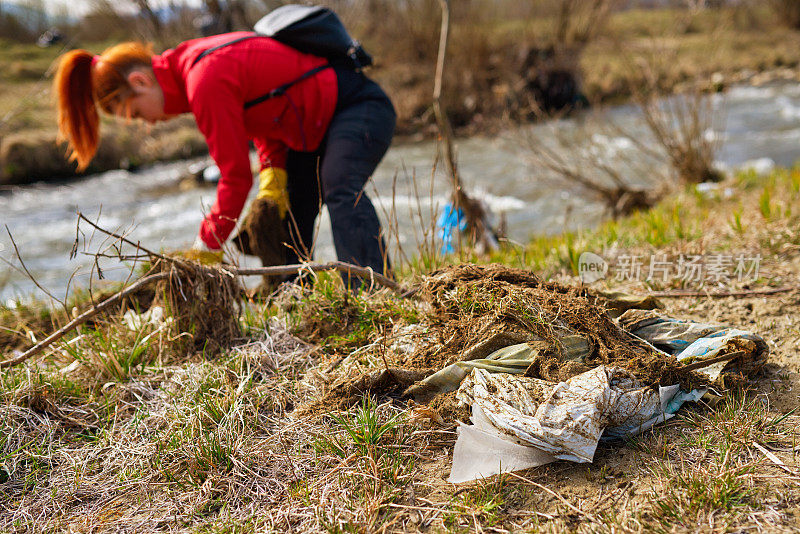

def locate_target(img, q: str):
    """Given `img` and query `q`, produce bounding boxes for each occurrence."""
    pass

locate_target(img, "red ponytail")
[54,42,153,171]
[55,50,98,171]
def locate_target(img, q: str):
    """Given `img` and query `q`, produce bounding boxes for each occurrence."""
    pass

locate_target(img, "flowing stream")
[2,82,800,303]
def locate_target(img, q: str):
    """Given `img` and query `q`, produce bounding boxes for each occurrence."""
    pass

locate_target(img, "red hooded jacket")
[151,32,338,249]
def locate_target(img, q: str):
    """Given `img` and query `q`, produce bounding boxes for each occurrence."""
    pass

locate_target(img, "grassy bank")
[2,5,800,184]
[1,162,799,531]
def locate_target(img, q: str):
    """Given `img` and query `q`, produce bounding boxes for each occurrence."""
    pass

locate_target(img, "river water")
[2,82,800,303]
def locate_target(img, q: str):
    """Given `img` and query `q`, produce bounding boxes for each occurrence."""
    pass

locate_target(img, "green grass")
[445,474,517,529]
[329,396,405,452]
[759,186,775,220]
[61,324,158,382]
[476,163,800,284]
[287,272,419,354]
[638,392,799,530]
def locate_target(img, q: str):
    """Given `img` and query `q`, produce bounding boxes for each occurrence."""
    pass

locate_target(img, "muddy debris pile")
[406,263,727,389]
[309,264,769,472]
[394,264,769,482]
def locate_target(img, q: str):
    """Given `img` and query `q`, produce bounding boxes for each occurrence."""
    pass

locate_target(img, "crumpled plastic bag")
[448,366,704,483]
[621,309,768,379]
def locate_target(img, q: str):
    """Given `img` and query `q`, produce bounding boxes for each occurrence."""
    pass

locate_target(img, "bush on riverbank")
[0,118,207,185]
[2,5,800,183]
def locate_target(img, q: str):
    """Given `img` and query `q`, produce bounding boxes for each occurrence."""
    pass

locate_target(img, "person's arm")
[189,71,253,250]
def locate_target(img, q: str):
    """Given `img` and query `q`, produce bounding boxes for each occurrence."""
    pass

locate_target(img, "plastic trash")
[407,304,768,483]
[449,366,706,483]
[123,306,168,331]
[620,309,768,379]
[437,202,466,254]
[405,337,591,403]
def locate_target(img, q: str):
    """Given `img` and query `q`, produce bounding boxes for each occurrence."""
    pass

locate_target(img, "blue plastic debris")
[437,202,466,254]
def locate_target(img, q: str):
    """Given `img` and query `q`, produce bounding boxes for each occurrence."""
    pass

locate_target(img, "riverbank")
[2,5,800,185]
[1,164,799,531]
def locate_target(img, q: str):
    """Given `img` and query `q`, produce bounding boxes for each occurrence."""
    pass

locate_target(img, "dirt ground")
[1,253,799,531]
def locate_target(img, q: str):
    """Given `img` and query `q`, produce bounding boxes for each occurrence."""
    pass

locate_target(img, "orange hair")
[54,42,153,171]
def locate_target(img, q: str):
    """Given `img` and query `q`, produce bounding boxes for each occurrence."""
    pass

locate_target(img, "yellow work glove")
[178,236,224,265]
[257,167,289,219]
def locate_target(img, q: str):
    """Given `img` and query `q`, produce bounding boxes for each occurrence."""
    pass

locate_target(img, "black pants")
[284,69,396,278]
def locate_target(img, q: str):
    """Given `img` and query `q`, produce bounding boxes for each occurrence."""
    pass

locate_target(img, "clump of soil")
[415,265,627,360]
[298,367,431,415]
[428,391,471,423]
[233,197,289,292]
[291,291,363,347]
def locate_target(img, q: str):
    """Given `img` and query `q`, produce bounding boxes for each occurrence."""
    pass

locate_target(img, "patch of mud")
[428,390,471,423]
[298,367,431,414]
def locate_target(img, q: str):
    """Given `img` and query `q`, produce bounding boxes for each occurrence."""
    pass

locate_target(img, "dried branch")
[432,0,497,253]
[648,286,794,298]
[681,350,743,372]
[77,212,167,261]
[4,226,65,308]
[520,114,666,218]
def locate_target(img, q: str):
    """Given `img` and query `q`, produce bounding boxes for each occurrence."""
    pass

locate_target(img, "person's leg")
[285,148,322,264]
[320,94,396,282]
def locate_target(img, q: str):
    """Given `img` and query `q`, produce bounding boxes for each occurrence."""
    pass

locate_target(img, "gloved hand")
[233,167,290,265]
[256,167,289,218]
[179,236,224,264]
[232,197,289,265]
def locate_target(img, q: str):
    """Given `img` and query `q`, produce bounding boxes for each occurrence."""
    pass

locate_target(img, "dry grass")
[3,199,800,531]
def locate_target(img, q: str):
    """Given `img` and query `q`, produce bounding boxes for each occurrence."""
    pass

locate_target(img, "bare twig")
[78,212,167,261]
[432,0,497,253]
[753,441,799,476]
[0,271,170,368]
[5,226,65,308]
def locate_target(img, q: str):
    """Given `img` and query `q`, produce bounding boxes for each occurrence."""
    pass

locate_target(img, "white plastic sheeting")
[445,309,766,483]
[449,366,704,483]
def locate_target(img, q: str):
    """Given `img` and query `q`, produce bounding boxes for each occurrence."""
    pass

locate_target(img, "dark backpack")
[191,5,371,110]
[254,5,372,69]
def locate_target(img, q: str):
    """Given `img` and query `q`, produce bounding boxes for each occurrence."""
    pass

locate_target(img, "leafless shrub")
[521,110,670,218]
[71,1,133,42]
[634,82,724,184]
[623,28,725,185]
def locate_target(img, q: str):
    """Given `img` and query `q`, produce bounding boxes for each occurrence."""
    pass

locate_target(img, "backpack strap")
[189,33,332,110]
[190,33,259,67]
[244,63,331,109]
